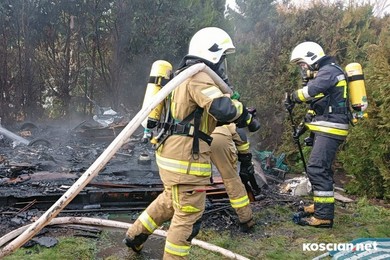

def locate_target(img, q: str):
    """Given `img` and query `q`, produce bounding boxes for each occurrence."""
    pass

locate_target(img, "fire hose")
[0,217,249,260]
[0,63,233,258]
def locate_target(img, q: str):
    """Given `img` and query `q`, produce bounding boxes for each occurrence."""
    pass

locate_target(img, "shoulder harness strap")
[329,63,355,125]
[173,107,213,158]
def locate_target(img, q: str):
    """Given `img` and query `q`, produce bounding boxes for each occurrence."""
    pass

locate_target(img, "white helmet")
[290,41,325,66]
[188,27,235,64]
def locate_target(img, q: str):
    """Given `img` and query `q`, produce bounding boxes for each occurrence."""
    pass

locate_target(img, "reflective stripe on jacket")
[298,57,350,138]
[158,70,245,185]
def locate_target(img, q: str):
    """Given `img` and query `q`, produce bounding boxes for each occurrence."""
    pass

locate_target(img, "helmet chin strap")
[312,62,320,70]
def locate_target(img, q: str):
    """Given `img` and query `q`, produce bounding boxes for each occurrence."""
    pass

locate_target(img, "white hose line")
[0,64,233,258]
[0,217,249,260]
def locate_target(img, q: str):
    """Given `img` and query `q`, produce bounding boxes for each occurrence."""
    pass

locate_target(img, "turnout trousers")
[210,130,252,224]
[126,180,206,259]
[307,134,343,220]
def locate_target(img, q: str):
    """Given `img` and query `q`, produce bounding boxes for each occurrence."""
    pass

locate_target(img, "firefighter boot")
[123,233,149,253]
[239,218,255,233]
[292,211,311,224]
[298,204,314,214]
[297,216,333,228]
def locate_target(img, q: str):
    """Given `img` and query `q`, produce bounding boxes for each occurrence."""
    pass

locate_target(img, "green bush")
[339,17,390,200]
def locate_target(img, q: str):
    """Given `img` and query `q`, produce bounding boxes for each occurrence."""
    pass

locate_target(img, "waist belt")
[172,123,213,146]
[173,123,195,136]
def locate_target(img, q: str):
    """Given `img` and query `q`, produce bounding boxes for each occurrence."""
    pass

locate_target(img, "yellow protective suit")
[126,69,246,259]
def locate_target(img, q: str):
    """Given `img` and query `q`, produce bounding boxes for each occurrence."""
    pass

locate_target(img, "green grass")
[3,237,96,260]
[3,198,390,260]
[191,198,390,260]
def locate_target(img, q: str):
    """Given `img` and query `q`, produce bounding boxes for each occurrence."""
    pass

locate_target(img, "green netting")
[254,150,289,174]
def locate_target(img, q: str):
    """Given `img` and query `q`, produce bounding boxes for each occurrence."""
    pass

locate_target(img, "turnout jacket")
[293,56,349,140]
[156,69,245,186]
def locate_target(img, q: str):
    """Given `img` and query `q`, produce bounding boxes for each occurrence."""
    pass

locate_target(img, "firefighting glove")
[239,161,255,180]
[238,153,260,193]
[304,132,315,146]
[246,107,261,132]
[236,107,261,132]
[304,110,316,123]
[293,122,306,143]
[235,106,249,128]
[284,92,295,112]
[290,91,302,104]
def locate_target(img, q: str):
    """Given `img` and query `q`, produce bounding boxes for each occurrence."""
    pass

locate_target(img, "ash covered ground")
[0,119,299,245]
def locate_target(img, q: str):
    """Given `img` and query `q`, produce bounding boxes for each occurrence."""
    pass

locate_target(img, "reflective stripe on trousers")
[313,190,334,204]
[313,190,335,203]
[230,195,250,209]
[165,240,191,257]
[164,184,206,259]
[139,210,159,233]
[313,190,335,220]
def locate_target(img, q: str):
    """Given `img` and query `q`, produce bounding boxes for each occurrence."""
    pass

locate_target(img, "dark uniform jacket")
[294,56,349,140]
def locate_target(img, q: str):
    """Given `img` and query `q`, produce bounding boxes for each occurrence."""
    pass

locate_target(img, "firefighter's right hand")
[290,91,302,104]
[284,92,295,112]
[247,116,260,132]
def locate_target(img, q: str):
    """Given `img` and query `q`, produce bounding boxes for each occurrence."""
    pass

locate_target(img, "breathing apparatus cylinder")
[141,60,173,129]
[345,63,368,120]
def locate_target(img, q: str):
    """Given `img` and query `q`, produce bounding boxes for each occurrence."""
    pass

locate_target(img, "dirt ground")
[1,169,387,259]
[2,119,387,259]
[0,186,298,260]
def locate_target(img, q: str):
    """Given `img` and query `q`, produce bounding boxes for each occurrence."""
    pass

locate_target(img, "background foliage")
[0,0,389,199]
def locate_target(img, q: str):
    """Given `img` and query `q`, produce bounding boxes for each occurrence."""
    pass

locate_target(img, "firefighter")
[286,41,349,228]
[124,27,258,259]
[210,123,260,233]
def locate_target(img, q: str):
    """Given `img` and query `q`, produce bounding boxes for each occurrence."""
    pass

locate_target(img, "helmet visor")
[215,55,231,85]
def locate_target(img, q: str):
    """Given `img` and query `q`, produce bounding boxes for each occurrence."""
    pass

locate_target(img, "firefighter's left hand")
[246,108,260,132]
[236,107,260,132]
[239,162,254,187]
[247,107,257,117]
[290,91,302,104]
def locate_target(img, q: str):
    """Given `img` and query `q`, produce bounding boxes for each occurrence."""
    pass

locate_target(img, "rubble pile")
[0,119,301,240]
